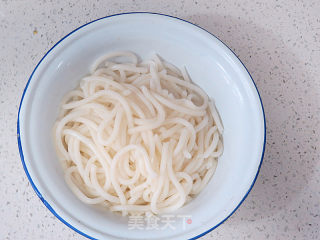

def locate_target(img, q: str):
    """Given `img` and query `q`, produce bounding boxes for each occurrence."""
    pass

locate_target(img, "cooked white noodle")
[54,51,223,216]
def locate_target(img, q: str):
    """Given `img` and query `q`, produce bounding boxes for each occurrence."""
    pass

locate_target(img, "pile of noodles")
[54,51,223,216]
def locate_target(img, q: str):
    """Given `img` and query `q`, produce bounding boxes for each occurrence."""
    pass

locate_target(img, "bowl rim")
[17,12,266,240]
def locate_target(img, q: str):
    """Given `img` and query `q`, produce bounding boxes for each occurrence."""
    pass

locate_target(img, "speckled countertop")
[1,0,319,239]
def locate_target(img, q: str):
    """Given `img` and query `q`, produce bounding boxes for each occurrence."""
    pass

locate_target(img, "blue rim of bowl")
[17,12,266,240]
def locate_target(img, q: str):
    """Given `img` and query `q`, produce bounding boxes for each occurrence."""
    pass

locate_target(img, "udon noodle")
[54,51,223,216]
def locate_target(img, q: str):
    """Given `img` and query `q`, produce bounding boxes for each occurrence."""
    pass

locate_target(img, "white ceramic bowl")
[17,13,265,240]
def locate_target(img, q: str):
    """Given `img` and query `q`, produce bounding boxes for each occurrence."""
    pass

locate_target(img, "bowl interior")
[19,13,265,240]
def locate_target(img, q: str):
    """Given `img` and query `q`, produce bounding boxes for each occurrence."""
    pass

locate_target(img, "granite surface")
[0,0,319,239]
